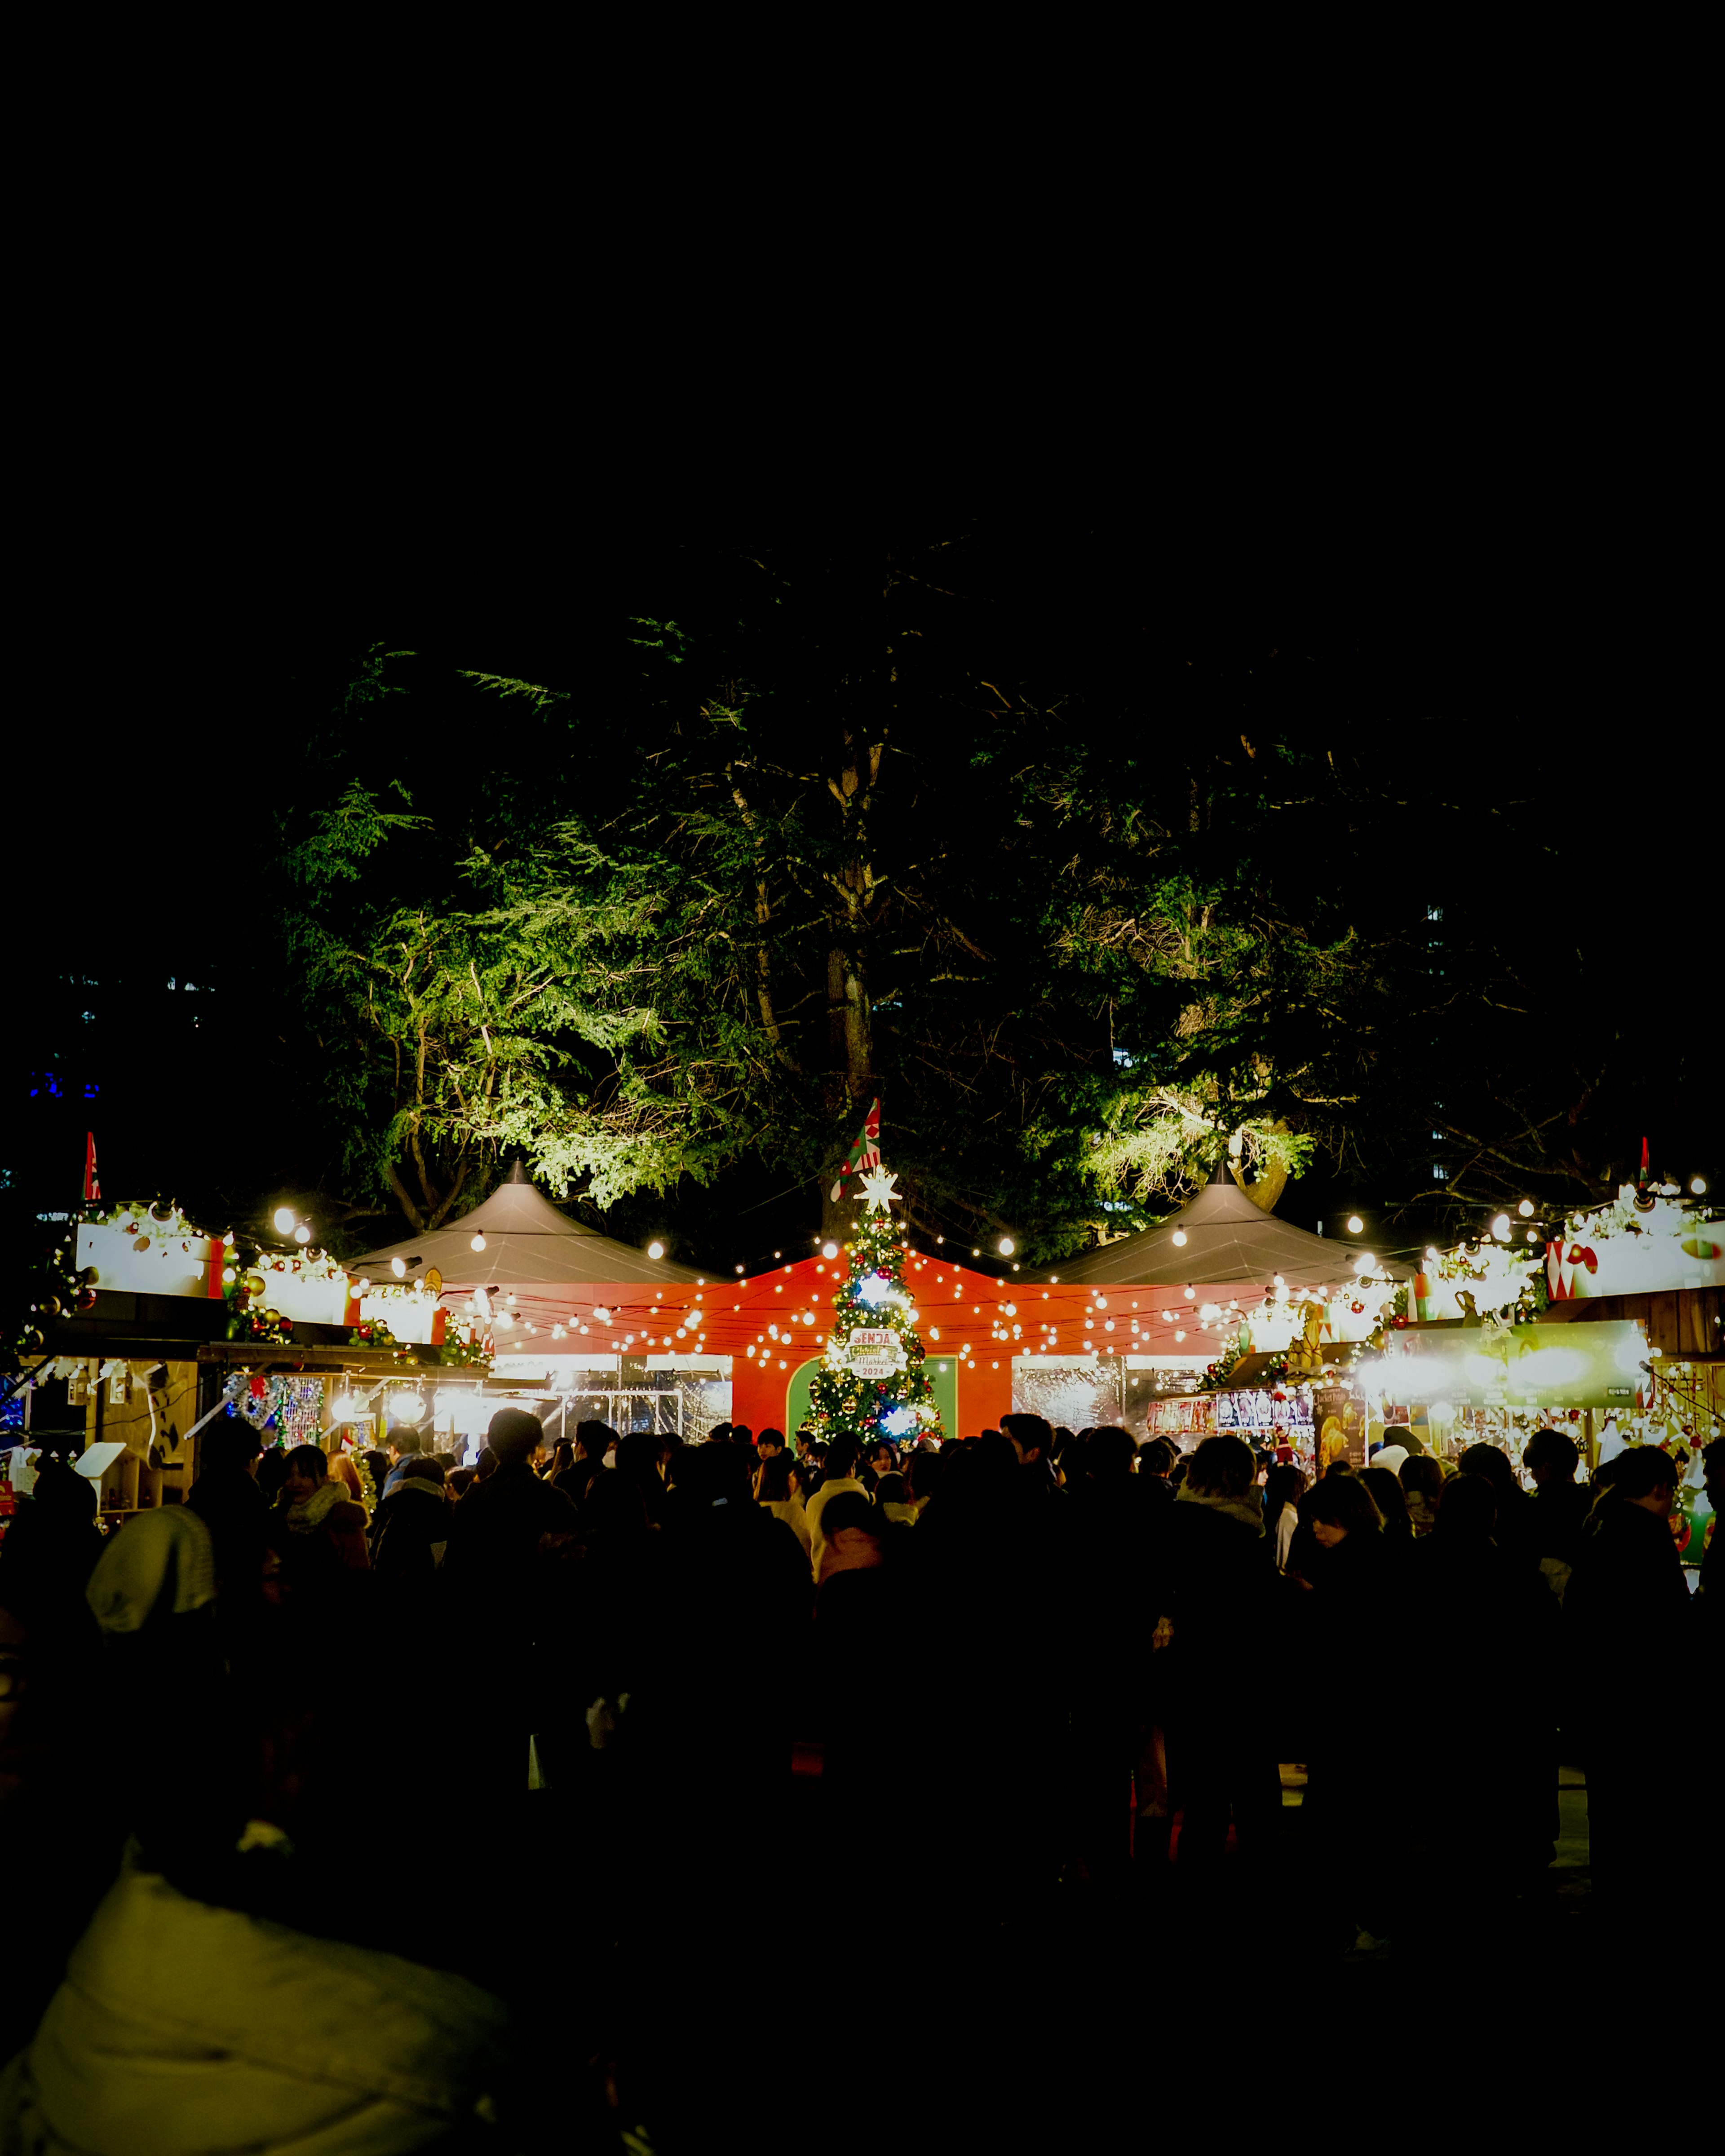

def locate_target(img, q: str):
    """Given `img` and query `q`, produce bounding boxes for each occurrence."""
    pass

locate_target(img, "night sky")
[9,517,1714,1280]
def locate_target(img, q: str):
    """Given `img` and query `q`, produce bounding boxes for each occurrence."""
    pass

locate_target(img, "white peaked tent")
[348,1161,703,1289]
[1054,1163,1411,1287]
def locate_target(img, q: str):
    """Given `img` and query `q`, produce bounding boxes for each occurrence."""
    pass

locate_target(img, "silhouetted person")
[1524,1427,1590,1593]
[1001,1413,1063,1503]
[443,1410,577,1802]
[1135,1437,1178,1506]
[1409,1472,1560,1923]
[1565,1445,1689,1942]
[1296,1472,1403,1949]
[1064,1425,1163,1890]
[1153,1434,1277,1889]
[444,1411,577,1611]
[1456,1442,1538,1573]
[0,1457,104,1648]
[553,1420,613,1510]
[1262,1464,1306,1571]
[369,1455,449,1587]
[187,1416,270,1609]
[1400,1454,1444,1537]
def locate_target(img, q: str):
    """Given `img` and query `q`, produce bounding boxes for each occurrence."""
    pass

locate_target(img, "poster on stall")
[1313,1384,1366,1471]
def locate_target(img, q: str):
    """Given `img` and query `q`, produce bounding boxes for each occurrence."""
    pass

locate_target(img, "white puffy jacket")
[1,1852,509,2153]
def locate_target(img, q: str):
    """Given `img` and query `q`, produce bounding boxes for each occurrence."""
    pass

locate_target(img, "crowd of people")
[0,1402,1714,2150]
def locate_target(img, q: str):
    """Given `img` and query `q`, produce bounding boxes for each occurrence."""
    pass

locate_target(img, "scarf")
[282,1480,348,1535]
[1176,1484,1265,1535]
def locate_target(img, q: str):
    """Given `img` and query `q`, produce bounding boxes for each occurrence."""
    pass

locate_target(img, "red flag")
[84,1131,101,1203]
[829,1099,882,1203]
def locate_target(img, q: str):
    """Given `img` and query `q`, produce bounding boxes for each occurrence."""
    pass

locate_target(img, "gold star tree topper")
[856,1165,901,1215]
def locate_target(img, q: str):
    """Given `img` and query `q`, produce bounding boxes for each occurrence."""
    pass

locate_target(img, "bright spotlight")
[272,1206,295,1235]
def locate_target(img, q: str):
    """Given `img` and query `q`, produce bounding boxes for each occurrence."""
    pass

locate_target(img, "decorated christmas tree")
[805,1168,944,1447]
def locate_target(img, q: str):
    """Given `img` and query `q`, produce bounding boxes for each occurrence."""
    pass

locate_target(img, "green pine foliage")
[805,1212,942,1447]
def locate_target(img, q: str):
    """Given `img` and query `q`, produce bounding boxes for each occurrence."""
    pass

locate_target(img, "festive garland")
[226,1266,292,1345]
[438,1320,492,1372]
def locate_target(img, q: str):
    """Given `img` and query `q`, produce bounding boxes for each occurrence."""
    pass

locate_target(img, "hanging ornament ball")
[262,1308,281,1326]
[244,1272,266,1299]
[134,1237,151,1254]
[76,1287,97,1312]
[42,1295,64,1318]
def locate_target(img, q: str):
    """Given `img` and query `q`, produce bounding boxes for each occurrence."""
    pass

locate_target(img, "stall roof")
[347,1162,704,1287]
[1051,1165,1412,1287]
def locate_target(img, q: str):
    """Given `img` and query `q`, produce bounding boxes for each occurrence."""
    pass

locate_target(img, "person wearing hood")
[1150,1434,1279,1880]
[370,1454,450,1585]
[2,1571,513,2154]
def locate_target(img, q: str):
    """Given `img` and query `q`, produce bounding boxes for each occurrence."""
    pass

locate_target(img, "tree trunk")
[820,940,877,1237]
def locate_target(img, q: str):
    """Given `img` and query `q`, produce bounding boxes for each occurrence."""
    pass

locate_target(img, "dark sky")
[8,512,1713,1254]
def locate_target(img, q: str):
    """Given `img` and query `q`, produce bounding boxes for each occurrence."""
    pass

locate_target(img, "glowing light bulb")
[1491,1214,1510,1238]
[470,1232,487,1252]
[272,1206,295,1235]
[648,1241,665,1260]
[1691,1176,1708,1194]
[998,1237,1015,1255]
[1172,1228,1188,1247]
[1517,1199,1535,1217]
[391,1257,407,1278]
[1346,1216,1363,1234]
[294,1224,312,1245]
[823,1241,839,1259]
[1183,1286,1195,1301]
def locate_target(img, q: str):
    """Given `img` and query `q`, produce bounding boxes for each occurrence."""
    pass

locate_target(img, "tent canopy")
[1052,1165,1411,1287]
[346,1162,703,1288]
